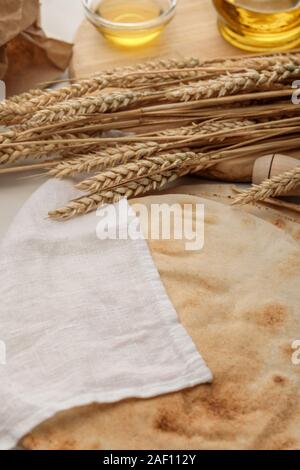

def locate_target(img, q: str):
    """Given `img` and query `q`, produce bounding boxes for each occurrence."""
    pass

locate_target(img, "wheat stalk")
[0,143,65,165]
[75,152,198,192]
[260,196,300,214]
[48,171,187,220]
[233,166,300,205]
[158,119,255,136]
[7,57,299,126]
[4,88,46,104]
[233,185,300,214]
[0,134,102,165]
[2,53,299,123]
[0,78,109,121]
[9,88,292,140]
[2,119,296,167]
[25,91,143,127]
[75,145,252,193]
[0,58,202,122]
[216,53,300,73]
[1,51,300,220]
[0,129,17,145]
[167,64,300,102]
[2,118,298,166]
[0,89,46,121]
[48,142,162,178]
[0,134,113,165]
[47,119,256,178]
[48,118,262,180]
[30,66,299,127]
[76,131,292,194]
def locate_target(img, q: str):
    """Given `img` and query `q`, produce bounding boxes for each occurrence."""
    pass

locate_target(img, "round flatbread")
[22,194,300,450]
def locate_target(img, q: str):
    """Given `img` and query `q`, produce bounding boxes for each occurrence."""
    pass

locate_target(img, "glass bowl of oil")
[213,1,300,52]
[82,0,177,47]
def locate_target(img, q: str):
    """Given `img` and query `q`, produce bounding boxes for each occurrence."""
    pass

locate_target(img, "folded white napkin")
[0,180,212,449]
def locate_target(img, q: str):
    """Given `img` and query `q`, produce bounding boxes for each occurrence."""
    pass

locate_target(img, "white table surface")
[0,0,84,240]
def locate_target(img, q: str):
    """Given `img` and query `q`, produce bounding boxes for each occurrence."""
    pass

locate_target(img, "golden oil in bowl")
[213,0,300,51]
[82,0,177,47]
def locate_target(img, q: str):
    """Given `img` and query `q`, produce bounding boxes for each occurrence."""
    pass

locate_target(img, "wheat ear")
[0,89,46,117]
[0,132,101,165]
[233,166,300,205]
[75,147,233,193]
[158,119,255,136]
[2,54,299,123]
[25,91,141,127]
[34,65,299,126]
[0,78,109,119]
[75,152,197,192]
[48,119,257,178]
[4,88,46,104]
[0,130,17,145]
[216,53,300,73]
[48,142,162,178]
[0,58,201,121]
[0,143,67,165]
[49,171,186,220]
[167,65,300,102]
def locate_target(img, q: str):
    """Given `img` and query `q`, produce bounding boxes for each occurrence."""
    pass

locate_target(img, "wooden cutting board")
[70,0,243,78]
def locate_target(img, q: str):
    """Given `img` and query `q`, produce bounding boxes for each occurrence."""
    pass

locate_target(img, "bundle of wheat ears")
[0,51,300,219]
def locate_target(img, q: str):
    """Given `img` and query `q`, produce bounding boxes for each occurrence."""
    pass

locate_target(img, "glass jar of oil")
[213,0,300,51]
[83,0,177,47]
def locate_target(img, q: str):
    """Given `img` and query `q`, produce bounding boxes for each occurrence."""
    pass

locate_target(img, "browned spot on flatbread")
[155,410,179,433]
[267,436,296,450]
[255,303,287,330]
[273,218,286,230]
[22,431,59,450]
[279,254,300,279]
[295,229,300,241]
[154,408,193,438]
[22,432,100,450]
[154,383,248,438]
[150,240,183,257]
[198,385,249,420]
[282,342,293,360]
[197,275,228,294]
[56,439,77,450]
[21,434,39,450]
[273,375,287,385]
[204,214,219,225]
[183,382,252,422]
[161,269,228,294]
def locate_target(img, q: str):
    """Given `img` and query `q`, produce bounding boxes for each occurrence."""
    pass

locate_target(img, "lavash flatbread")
[21,193,300,450]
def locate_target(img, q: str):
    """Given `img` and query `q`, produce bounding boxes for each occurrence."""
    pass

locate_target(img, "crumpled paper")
[0,0,72,96]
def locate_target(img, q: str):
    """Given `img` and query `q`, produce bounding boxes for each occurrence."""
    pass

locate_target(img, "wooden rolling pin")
[253,154,300,196]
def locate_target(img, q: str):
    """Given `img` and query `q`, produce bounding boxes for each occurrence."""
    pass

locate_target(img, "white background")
[0,0,84,239]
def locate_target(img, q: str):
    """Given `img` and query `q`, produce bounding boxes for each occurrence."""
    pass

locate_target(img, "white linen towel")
[0,180,212,450]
